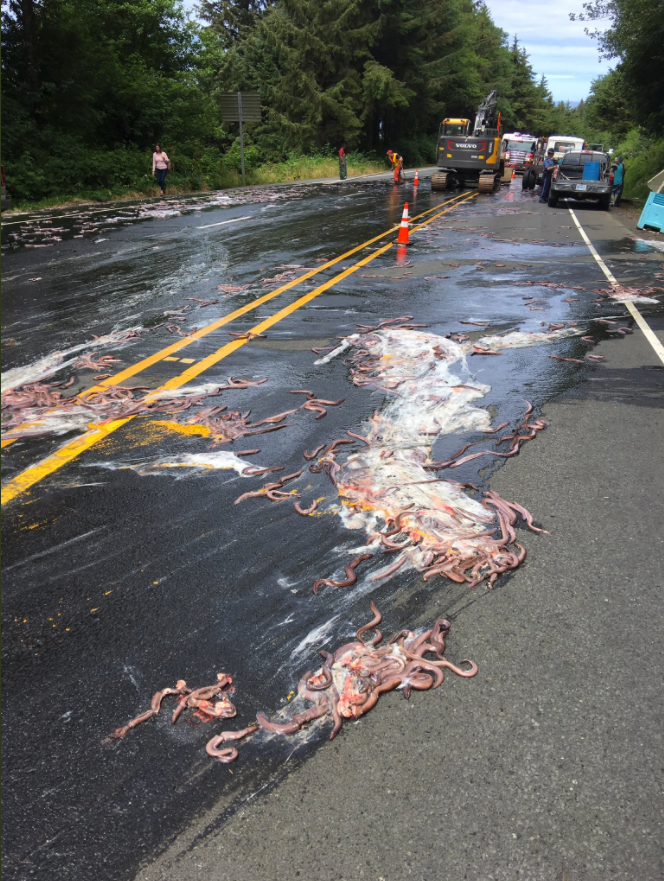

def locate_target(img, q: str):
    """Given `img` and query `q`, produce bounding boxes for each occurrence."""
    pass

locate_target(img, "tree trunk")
[365,112,373,151]
[20,0,40,98]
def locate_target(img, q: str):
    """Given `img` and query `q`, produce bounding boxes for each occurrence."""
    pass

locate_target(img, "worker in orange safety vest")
[386,150,404,183]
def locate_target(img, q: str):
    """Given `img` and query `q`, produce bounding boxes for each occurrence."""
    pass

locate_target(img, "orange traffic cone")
[414,169,420,186]
[397,202,410,244]
[512,168,516,179]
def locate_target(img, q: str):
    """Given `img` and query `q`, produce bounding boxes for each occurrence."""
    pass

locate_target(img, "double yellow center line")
[1,191,476,505]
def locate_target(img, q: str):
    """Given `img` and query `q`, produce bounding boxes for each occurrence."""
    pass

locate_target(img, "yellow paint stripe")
[1,193,469,449]
[1,419,133,503]
[134,192,479,394]
[162,244,395,390]
[81,192,468,392]
[1,192,476,504]
[569,207,664,366]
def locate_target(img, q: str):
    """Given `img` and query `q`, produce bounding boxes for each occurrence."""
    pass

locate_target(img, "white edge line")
[568,207,664,365]
[196,215,252,230]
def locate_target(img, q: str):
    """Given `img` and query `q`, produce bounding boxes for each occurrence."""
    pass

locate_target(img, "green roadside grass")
[3,153,387,215]
[616,134,664,201]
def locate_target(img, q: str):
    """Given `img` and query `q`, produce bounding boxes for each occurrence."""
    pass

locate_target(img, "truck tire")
[599,195,611,211]
[547,193,559,208]
[522,169,536,190]
[431,172,449,191]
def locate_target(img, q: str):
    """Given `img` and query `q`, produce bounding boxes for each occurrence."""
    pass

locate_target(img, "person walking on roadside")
[611,156,625,206]
[539,148,556,203]
[386,149,404,183]
[152,144,170,197]
[338,143,347,180]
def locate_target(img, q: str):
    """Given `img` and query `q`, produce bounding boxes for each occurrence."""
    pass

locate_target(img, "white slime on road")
[335,329,491,576]
[609,289,659,304]
[0,328,145,393]
[95,451,258,477]
[1,378,227,441]
[321,326,564,585]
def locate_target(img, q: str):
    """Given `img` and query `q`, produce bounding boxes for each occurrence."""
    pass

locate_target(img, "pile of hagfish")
[112,603,477,763]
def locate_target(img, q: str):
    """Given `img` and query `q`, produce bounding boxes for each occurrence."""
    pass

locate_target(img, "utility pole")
[237,92,245,186]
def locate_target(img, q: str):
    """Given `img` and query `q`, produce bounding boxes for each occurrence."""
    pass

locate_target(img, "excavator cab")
[440,119,471,137]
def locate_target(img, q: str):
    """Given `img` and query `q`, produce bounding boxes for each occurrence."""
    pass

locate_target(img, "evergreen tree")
[1,0,568,199]
[501,37,546,132]
[571,0,664,134]
[584,68,633,138]
[1,0,216,199]
[201,0,545,162]
[199,0,267,47]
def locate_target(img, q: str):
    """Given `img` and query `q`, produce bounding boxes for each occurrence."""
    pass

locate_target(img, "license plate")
[575,184,588,191]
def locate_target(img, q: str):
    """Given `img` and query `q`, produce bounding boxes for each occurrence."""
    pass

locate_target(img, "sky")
[486,0,612,103]
[181,0,611,104]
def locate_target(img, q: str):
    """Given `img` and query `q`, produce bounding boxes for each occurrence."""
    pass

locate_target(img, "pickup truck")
[548,150,613,210]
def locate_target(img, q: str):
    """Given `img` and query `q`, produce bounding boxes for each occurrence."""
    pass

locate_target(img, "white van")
[522,134,590,189]
[545,135,587,162]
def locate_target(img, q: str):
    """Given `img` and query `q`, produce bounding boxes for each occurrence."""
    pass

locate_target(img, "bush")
[222,142,262,173]
[391,135,437,167]
[4,142,386,211]
[5,138,152,202]
[613,131,664,200]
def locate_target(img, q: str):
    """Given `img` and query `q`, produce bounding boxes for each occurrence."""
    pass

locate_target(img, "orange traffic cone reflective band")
[397,202,410,245]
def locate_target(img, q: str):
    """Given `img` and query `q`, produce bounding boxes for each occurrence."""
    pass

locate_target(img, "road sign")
[220,92,261,123]
[220,92,262,185]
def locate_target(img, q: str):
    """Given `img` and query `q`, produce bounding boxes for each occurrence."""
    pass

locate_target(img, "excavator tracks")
[477,174,499,194]
[430,172,449,191]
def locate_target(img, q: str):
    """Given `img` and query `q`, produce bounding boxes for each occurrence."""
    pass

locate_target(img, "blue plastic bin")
[582,162,601,181]
[637,191,664,233]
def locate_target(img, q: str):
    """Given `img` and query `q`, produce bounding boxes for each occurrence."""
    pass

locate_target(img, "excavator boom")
[472,90,498,136]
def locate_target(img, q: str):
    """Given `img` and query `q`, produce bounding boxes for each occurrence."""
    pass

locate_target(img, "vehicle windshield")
[442,123,467,136]
[561,152,608,165]
[504,140,535,152]
[553,142,579,153]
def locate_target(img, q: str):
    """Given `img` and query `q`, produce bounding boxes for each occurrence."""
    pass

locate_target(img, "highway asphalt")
[2,172,663,881]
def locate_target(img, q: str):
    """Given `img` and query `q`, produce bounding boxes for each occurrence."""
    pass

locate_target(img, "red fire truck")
[501,133,538,176]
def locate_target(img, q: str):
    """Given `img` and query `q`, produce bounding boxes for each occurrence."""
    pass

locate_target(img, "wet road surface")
[2,175,664,881]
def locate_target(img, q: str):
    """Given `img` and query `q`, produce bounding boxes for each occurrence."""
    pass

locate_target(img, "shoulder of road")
[1,167,441,221]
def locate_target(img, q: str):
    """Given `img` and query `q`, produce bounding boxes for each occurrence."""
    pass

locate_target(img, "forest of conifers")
[1,0,663,206]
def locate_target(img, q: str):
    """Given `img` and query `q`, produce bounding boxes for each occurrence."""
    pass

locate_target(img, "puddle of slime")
[0,328,145,393]
[93,451,258,478]
[313,326,568,590]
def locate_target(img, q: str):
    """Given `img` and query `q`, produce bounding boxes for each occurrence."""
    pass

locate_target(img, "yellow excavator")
[431,91,506,193]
